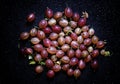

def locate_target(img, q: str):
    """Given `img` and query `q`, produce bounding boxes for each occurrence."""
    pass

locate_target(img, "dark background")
[0,0,120,84]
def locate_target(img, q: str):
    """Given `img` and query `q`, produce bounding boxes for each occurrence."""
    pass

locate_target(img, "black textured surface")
[0,0,120,84]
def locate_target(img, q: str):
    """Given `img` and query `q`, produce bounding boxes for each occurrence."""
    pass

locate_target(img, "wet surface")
[0,0,120,84]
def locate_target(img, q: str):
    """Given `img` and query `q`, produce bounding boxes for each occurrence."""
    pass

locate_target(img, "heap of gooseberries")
[19,7,110,78]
